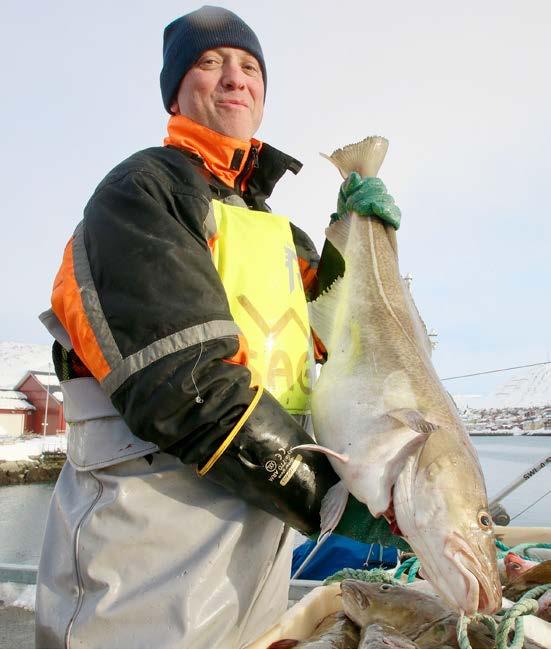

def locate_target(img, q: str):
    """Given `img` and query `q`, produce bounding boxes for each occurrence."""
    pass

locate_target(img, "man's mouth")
[216,99,248,108]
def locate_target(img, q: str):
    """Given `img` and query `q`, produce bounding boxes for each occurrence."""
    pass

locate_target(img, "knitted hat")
[160,6,267,113]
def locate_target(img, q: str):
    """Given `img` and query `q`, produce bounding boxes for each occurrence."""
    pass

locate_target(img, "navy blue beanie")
[160,5,267,114]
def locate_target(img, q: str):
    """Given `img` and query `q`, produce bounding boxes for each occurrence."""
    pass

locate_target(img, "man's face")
[171,47,264,141]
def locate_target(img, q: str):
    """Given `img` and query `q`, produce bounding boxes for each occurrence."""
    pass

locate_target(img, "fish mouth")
[340,580,371,611]
[444,533,501,614]
[383,502,403,536]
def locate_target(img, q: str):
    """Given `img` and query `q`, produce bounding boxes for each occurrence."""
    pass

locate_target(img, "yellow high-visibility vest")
[211,199,314,415]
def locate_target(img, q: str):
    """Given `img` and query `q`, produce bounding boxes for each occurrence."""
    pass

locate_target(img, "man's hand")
[336,171,401,229]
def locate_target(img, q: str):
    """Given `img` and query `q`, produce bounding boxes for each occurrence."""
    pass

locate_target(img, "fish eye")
[379,583,392,592]
[478,511,492,529]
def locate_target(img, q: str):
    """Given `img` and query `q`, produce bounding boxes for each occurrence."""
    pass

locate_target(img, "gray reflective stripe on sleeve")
[72,222,122,370]
[101,320,242,396]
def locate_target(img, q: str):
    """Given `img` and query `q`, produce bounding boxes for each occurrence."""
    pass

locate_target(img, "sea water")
[0,436,549,566]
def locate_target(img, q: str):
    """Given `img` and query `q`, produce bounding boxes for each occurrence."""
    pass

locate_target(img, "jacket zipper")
[236,145,259,194]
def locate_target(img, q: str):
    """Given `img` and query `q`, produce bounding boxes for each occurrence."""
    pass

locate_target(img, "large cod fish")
[298,137,501,615]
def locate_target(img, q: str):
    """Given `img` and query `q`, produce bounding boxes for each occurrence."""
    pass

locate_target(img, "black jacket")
[58,141,330,465]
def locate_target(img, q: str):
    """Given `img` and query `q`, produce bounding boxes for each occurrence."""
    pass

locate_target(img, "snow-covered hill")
[0,342,52,388]
[482,363,551,409]
[453,363,551,410]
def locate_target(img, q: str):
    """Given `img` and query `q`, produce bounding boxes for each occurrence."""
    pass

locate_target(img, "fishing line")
[509,487,551,523]
[441,361,551,381]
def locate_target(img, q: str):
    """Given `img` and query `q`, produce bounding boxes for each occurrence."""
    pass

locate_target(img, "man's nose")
[221,62,246,89]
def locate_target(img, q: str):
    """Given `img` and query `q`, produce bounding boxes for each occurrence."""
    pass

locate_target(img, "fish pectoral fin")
[291,444,349,463]
[362,425,433,516]
[320,480,349,538]
[291,481,349,579]
[387,408,438,435]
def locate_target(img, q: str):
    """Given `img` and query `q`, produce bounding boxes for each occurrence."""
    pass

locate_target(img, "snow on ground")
[0,435,66,462]
[0,583,36,611]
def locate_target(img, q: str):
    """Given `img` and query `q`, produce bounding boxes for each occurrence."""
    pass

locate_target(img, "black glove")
[199,389,338,534]
[198,390,409,551]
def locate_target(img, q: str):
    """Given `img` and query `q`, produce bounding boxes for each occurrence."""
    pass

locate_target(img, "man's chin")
[209,109,261,142]
[215,121,255,142]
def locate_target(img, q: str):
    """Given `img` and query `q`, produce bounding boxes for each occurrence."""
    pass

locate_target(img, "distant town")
[460,405,551,436]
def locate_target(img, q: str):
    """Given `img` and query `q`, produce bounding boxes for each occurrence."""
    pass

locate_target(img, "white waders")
[35,377,292,649]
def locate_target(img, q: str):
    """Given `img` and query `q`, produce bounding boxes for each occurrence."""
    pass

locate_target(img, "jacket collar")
[163,115,302,205]
[164,115,261,189]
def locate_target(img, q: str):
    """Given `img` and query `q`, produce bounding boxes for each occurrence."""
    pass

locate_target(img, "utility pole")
[42,363,51,437]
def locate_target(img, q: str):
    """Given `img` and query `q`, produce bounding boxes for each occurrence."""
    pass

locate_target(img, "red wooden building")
[14,371,66,435]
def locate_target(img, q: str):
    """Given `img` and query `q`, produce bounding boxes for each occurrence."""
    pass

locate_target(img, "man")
[36,6,403,649]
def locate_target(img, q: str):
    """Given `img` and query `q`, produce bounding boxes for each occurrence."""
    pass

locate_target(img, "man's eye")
[243,63,259,74]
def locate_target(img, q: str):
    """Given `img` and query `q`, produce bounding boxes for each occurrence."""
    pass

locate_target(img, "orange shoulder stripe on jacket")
[298,256,317,294]
[51,238,112,381]
[297,257,326,361]
[223,334,250,368]
[311,328,327,363]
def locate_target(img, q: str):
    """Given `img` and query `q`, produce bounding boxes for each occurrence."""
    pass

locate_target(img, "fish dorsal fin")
[325,213,352,257]
[308,276,345,350]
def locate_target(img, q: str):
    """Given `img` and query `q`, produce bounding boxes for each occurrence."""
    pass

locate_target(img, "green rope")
[455,576,551,648]
[519,582,551,601]
[495,540,551,560]
[394,556,420,583]
[324,567,398,585]
[495,539,510,556]
[457,613,497,649]
[495,598,539,649]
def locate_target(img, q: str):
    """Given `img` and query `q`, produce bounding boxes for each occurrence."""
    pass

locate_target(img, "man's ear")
[169,98,180,115]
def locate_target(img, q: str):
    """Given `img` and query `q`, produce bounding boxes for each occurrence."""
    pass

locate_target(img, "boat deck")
[0,607,34,649]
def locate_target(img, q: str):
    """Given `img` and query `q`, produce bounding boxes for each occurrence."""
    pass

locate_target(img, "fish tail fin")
[320,135,388,179]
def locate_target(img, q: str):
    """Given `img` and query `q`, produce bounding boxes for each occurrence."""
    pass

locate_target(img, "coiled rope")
[495,539,551,560]
[457,613,497,649]
[394,555,421,583]
[494,596,541,649]
[324,567,398,585]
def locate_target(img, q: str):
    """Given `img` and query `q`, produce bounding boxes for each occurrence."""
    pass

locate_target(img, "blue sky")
[1,0,549,395]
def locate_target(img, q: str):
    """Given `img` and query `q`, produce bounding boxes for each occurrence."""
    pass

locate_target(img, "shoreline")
[469,432,551,437]
[0,452,65,486]
[0,432,549,486]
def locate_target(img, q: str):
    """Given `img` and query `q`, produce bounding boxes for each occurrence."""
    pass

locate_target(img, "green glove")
[336,171,401,229]
[310,495,411,552]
